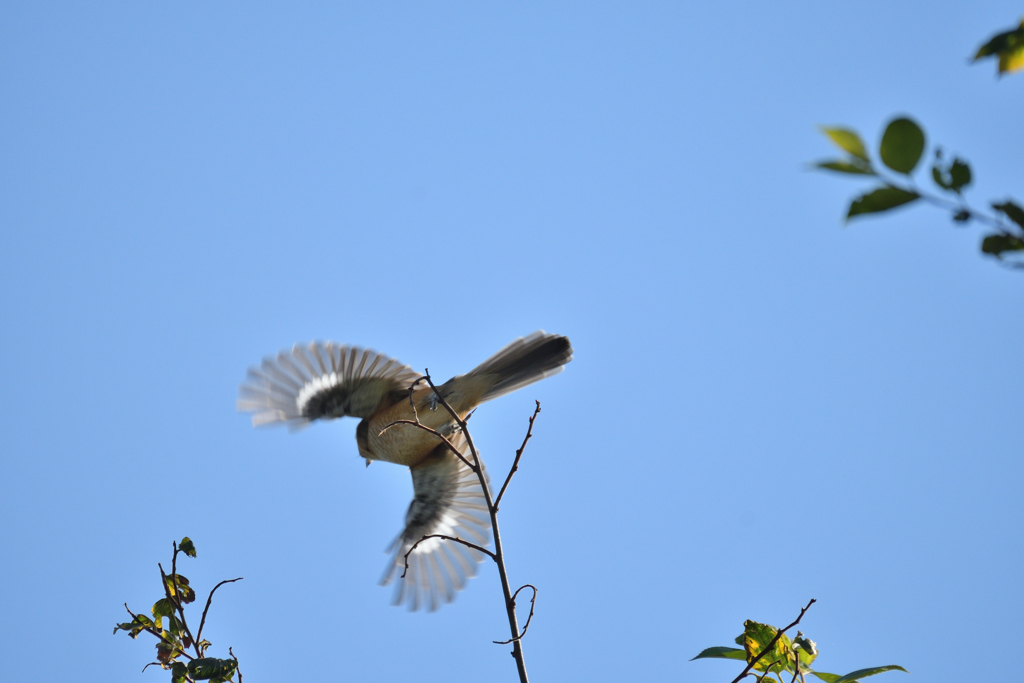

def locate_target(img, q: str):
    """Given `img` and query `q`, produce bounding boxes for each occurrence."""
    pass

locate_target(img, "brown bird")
[238,331,573,610]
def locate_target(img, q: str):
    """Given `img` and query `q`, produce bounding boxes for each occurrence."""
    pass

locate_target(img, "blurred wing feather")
[381,433,492,611]
[238,342,422,427]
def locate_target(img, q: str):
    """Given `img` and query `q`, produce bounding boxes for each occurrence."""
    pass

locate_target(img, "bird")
[237,331,573,611]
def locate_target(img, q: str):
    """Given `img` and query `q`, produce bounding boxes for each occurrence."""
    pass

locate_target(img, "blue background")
[2,3,1021,681]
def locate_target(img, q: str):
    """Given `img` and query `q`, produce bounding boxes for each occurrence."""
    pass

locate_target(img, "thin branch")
[494,401,541,511]
[407,376,425,421]
[195,577,244,646]
[418,372,531,683]
[378,418,474,470]
[401,534,496,578]
[730,599,816,683]
[493,584,538,644]
[229,646,242,683]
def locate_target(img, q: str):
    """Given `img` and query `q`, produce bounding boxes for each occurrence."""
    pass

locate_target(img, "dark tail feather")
[468,332,573,402]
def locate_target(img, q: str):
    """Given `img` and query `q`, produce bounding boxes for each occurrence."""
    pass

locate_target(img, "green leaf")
[156,639,184,664]
[981,233,1024,257]
[949,159,971,190]
[879,118,925,174]
[180,537,197,558]
[809,673,843,683]
[833,665,909,683]
[933,156,972,194]
[171,662,189,683]
[846,187,920,221]
[743,620,794,674]
[793,632,818,666]
[992,201,1024,228]
[167,616,193,647]
[691,646,747,661]
[820,127,870,162]
[815,160,876,175]
[188,657,238,681]
[114,614,155,638]
[972,21,1024,75]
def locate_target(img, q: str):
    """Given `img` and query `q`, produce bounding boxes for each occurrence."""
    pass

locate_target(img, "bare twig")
[730,599,816,683]
[494,401,541,511]
[229,646,242,683]
[401,534,497,578]
[378,418,474,470]
[407,376,425,420]
[196,577,244,647]
[419,370,531,683]
[493,584,538,644]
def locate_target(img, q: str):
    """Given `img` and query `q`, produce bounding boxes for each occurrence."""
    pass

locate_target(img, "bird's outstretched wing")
[381,432,492,611]
[238,342,423,427]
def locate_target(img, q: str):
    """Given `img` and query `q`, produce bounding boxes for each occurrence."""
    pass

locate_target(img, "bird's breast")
[363,392,463,467]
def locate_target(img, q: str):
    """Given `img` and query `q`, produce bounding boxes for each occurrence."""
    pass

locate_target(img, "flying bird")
[238,331,573,610]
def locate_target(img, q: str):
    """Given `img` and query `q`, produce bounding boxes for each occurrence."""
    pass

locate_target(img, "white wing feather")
[238,342,422,426]
[381,432,492,611]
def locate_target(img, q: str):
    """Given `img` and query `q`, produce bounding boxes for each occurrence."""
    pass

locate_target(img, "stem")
[495,401,541,511]
[421,373,531,683]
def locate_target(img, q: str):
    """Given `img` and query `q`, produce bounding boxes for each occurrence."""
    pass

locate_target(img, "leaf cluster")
[693,617,907,683]
[113,537,242,683]
[972,18,1024,76]
[815,117,1024,266]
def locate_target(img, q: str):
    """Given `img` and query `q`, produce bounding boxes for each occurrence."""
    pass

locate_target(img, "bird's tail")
[466,331,573,403]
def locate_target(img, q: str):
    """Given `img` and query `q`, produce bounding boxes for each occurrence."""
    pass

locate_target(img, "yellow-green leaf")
[972,20,1024,75]
[163,574,197,604]
[815,160,876,175]
[152,597,176,624]
[743,620,794,673]
[820,127,869,162]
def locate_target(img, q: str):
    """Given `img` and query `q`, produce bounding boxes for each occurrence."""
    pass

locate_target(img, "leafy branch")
[813,18,1024,268]
[114,538,242,683]
[692,599,908,683]
[814,116,1024,267]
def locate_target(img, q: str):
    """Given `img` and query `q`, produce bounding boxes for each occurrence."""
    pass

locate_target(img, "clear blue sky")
[2,3,1021,682]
